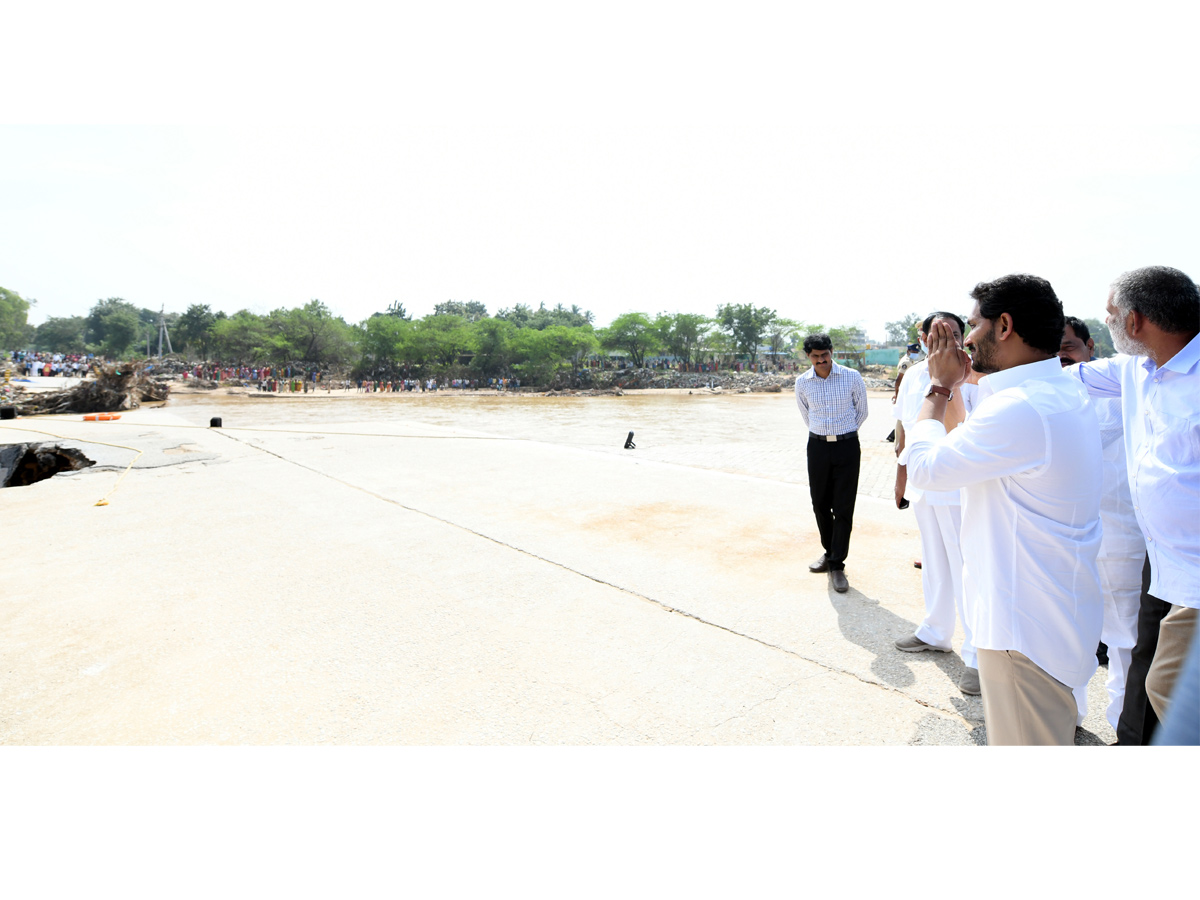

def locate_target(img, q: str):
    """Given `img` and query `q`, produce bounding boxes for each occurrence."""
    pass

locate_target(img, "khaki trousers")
[1146,605,1199,720]
[977,649,1077,746]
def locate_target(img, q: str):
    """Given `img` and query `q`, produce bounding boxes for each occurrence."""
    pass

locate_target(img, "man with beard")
[1071,266,1200,744]
[905,274,1103,745]
[1058,316,1144,732]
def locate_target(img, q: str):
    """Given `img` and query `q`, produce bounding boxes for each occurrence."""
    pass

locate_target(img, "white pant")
[912,498,976,668]
[1070,551,1143,728]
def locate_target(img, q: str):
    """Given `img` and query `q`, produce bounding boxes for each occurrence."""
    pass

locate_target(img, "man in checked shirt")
[795,332,869,593]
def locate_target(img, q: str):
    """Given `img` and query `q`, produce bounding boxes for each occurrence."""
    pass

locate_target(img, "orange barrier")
[83,414,122,422]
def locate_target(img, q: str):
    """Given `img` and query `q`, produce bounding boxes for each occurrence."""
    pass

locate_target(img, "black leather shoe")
[809,554,829,573]
[830,569,849,593]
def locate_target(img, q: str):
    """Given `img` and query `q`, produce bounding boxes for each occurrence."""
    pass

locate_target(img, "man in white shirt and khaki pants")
[1072,266,1200,743]
[907,274,1103,745]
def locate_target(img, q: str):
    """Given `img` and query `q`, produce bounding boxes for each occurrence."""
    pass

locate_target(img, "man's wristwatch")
[925,384,953,401]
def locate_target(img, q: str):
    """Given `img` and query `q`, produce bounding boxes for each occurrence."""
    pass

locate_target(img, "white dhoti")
[912,496,976,668]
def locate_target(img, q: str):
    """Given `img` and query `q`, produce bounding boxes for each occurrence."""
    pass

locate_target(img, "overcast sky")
[4,3,1197,341]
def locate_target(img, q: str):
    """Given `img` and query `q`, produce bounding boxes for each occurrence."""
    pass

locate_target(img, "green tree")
[826,325,861,353]
[543,325,599,384]
[85,298,141,357]
[765,317,804,365]
[701,329,737,370]
[496,302,594,330]
[470,317,518,379]
[1,287,35,348]
[1083,317,1115,358]
[434,300,489,322]
[360,314,415,378]
[653,313,711,369]
[414,314,475,373]
[381,301,412,320]
[262,300,357,367]
[211,310,269,363]
[716,303,777,365]
[599,312,660,368]
[174,304,218,360]
[34,316,87,353]
[885,312,922,345]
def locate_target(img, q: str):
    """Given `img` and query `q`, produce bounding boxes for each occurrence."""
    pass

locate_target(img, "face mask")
[909,352,921,360]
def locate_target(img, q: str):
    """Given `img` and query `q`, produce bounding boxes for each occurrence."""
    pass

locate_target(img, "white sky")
[4,2,1198,341]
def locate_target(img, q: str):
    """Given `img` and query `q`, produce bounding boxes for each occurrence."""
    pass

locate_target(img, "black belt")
[809,431,858,442]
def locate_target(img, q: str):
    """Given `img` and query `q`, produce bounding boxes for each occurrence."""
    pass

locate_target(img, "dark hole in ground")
[0,443,95,488]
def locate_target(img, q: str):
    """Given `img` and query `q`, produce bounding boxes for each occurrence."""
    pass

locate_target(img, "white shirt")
[1074,336,1200,607]
[894,359,961,506]
[1094,394,1144,559]
[906,357,1104,691]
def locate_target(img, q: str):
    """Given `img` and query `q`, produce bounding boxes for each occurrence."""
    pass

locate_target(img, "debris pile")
[11,361,170,416]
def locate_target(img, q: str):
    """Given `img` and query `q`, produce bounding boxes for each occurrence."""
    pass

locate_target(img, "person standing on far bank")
[795,333,869,593]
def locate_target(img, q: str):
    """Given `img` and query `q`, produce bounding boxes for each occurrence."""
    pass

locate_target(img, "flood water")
[164,390,895,453]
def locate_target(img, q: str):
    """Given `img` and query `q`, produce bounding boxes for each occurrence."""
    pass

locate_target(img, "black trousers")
[806,434,860,571]
[1116,555,1172,746]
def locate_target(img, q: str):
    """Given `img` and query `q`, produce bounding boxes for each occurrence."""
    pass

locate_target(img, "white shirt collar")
[977,356,1064,400]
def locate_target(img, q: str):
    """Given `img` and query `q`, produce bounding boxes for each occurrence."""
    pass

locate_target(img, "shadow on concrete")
[827,583,968,690]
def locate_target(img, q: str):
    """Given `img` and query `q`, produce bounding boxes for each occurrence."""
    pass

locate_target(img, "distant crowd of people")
[355,377,520,392]
[795,265,1198,745]
[8,350,93,379]
[183,364,320,383]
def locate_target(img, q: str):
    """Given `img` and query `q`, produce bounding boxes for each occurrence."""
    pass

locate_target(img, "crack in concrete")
[216,431,972,730]
[712,678,803,732]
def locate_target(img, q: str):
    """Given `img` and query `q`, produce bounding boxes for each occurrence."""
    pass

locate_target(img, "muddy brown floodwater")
[165,390,897,454]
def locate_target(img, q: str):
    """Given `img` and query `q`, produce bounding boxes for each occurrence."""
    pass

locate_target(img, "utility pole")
[157,307,173,357]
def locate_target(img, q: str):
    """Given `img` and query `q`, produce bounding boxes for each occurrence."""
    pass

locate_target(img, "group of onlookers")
[8,350,93,379]
[796,265,1198,744]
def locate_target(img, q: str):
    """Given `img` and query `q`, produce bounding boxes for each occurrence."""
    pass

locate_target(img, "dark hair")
[803,333,833,354]
[1063,315,1091,344]
[921,310,965,335]
[969,274,1064,355]
[1110,266,1200,336]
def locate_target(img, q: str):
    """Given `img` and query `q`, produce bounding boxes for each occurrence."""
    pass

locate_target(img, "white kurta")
[906,358,1104,692]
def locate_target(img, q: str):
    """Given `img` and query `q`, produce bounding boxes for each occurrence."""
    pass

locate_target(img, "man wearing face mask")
[1058,316,1144,733]
[892,312,980,696]
[1071,266,1200,744]
[906,274,1103,745]
[892,342,924,403]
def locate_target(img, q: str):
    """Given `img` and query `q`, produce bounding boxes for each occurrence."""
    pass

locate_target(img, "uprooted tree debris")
[11,361,171,416]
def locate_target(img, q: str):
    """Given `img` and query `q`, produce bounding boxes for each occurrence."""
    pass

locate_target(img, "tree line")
[10,292,881,386]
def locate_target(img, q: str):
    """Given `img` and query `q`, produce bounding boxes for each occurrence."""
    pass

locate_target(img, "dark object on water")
[0,406,14,420]
[210,417,222,428]
[624,431,636,449]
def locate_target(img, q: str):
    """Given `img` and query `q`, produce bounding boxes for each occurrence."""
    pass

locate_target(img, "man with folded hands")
[905,274,1103,745]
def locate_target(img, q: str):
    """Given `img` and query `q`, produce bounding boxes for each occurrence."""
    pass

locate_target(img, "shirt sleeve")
[1074,358,1122,399]
[906,391,1049,492]
[853,373,868,429]
[794,378,810,428]
[895,365,920,424]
